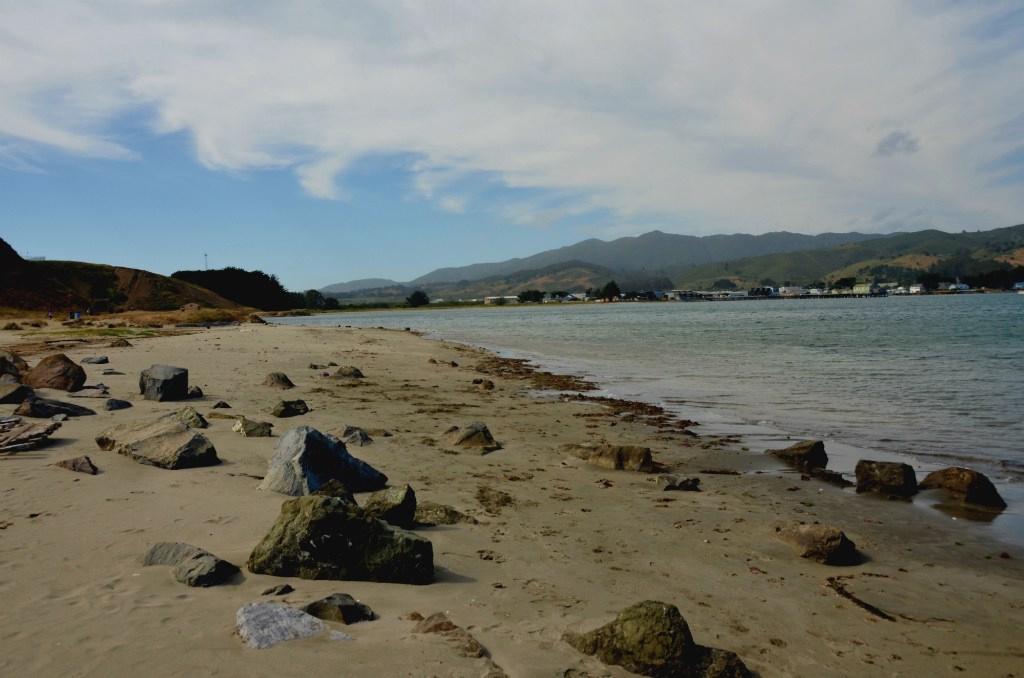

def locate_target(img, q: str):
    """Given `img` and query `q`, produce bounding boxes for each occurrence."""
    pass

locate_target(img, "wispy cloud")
[1,2,1022,234]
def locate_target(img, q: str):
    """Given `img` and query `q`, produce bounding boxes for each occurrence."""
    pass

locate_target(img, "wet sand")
[1,322,1022,676]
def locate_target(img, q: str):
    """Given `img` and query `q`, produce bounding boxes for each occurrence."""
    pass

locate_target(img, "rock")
[777,523,860,565]
[919,467,1006,509]
[51,413,68,422]
[108,338,133,347]
[104,398,132,411]
[261,584,294,596]
[54,455,98,475]
[96,418,220,469]
[765,440,827,471]
[139,365,189,401]
[186,385,204,399]
[0,373,19,385]
[142,541,239,586]
[341,425,373,446]
[0,419,62,453]
[212,400,231,408]
[414,612,490,658]
[2,322,22,331]
[70,385,110,398]
[363,484,417,529]
[15,397,96,418]
[271,399,309,418]
[332,366,364,379]
[311,479,357,503]
[0,384,33,405]
[101,369,124,376]
[309,363,326,370]
[246,495,434,584]
[233,417,274,437]
[168,406,208,429]
[445,422,501,453]
[563,601,751,678]
[303,593,376,624]
[263,372,295,389]
[568,444,654,473]
[248,314,268,324]
[258,426,388,495]
[81,356,109,364]
[23,354,86,392]
[657,475,701,492]
[855,460,918,497]
[236,602,326,649]
[474,379,495,391]
[0,350,29,380]
[476,486,514,513]
[415,501,478,526]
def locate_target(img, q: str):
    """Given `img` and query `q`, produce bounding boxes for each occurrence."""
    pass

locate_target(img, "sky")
[1,1,1023,290]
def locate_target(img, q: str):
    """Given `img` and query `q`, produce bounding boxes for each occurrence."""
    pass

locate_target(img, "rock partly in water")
[258,426,387,495]
[0,350,29,380]
[168,406,208,429]
[657,475,701,491]
[303,593,376,624]
[332,366,364,379]
[104,398,133,411]
[445,422,501,453]
[54,455,99,475]
[246,495,434,584]
[776,523,860,565]
[81,356,109,364]
[765,439,827,471]
[271,399,309,418]
[563,600,751,678]
[233,417,274,438]
[263,372,295,389]
[415,501,478,526]
[23,354,86,392]
[568,443,655,473]
[142,541,240,586]
[236,602,326,649]
[919,467,1006,510]
[139,365,189,402]
[96,418,219,469]
[341,425,373,446]
[0,383,33,405]
[362,484,417,529]
[855,460,918,498]
[15,397,96,418]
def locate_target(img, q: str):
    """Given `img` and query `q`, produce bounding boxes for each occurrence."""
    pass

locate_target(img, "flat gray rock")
[142,541,239,586]
[235,602,327,649]
[96,418,219,469]
[15,397,96,418]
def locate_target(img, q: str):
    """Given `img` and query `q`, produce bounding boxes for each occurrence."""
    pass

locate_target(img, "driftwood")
[0,417,62,454]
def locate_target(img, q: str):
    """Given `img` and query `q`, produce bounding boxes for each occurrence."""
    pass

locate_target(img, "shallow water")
[275,294,1024,544]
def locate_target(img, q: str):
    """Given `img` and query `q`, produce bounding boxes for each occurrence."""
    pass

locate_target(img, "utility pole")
[204,253,208,270]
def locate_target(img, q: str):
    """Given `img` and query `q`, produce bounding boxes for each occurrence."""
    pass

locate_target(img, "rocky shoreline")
[0,321,1022,676]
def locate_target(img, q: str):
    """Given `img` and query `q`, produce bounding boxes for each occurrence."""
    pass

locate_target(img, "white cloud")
[438,195,466,214]
[1,1,1022,234]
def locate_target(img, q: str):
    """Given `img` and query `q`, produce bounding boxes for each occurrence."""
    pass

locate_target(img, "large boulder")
[563,601,751,678]
[568,443,654,473]
[258,426,387,495]
[0,350,28,380]
[236,602,327,649]
[776,523,860,565]
[246,495,434,584]
[765,440,827,471]
[303,593,376,624]
[855,460,917,497]
[139,365,189,401]
[263,372,295,389]
[0,383,33,405]
[15,397,95,418]
[445,422,501,453]
[95,418,220,469]
[271,399,309,418]
[919,467,1006,509]
[142,542,239,586]
[362,485,417,529]
[23,354,86,391]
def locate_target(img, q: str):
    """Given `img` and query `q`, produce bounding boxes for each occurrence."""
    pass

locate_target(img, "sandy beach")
[1,321,1022,677]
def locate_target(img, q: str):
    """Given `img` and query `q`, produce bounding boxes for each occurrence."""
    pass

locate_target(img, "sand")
[1,322,1022,677]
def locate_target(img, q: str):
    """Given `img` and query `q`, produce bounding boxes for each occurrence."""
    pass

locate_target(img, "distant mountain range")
[0,237,239,311]
[323,224,1024,301]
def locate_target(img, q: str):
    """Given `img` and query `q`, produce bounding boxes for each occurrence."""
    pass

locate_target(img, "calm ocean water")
[275,294,1024,542]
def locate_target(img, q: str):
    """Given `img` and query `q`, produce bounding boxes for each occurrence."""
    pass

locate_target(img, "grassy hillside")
[669,224,1024,288]
[0,238,240,311]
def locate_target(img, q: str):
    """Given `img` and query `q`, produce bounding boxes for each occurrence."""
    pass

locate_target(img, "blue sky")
[2,2,1023,290]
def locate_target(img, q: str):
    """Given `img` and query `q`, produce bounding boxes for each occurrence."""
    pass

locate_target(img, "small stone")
[233,417,274,437]
[81,356,109,364]
[54,455,98,475]
[271,399,309,418]
[186,385,204,399]
[212,400,231,408]
[261,584,295,596]
[657,475,701,491]
[303,593,376,624]
[777,523,860,565]
[363,485,417,529]
[341,425,373,446]
[567,443,654,473]
[445,422,501,453]
[105,398,133,411]
[15,397,96,418]
[142,541,239,586]
[108,338,133,348]
[263,372,295,389]
[414,501,478,526]
[169,406,208,429]
[236,602,326,649]
[101,369,125,376]
[332,366,364,379]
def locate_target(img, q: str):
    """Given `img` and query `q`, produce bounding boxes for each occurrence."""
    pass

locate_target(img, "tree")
[599,280,621,300]
[324,296,340,309]
[711,278,736,290]
[303,289,326,308]
[832,277,856,289]
[406,290,430,307]
[518,289,544,303]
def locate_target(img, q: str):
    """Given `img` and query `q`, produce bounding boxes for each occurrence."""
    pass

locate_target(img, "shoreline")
[1,322,1022,676]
